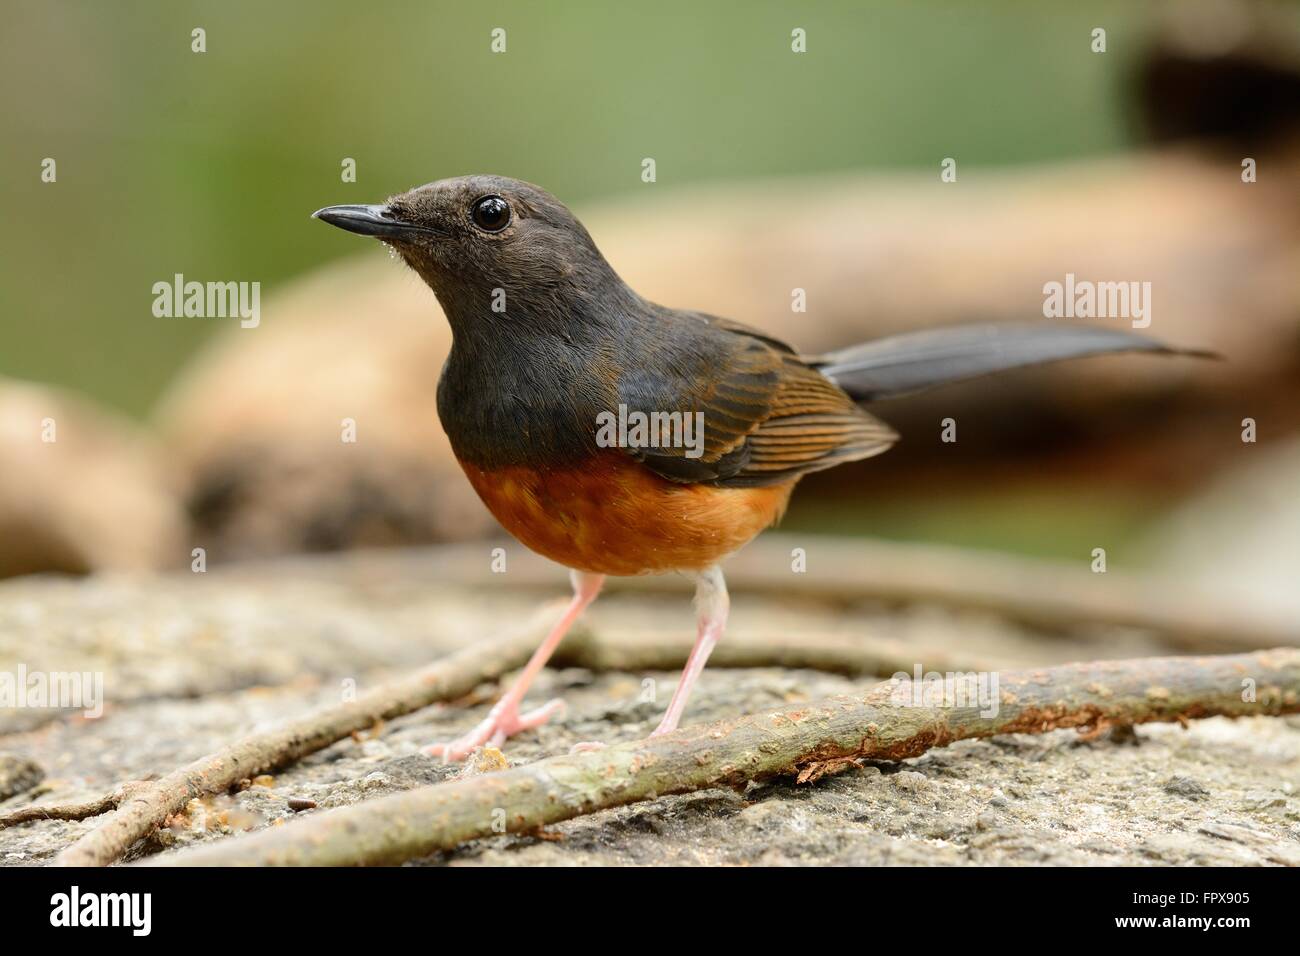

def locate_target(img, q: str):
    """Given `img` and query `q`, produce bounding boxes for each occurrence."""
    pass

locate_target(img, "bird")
[313,174,1206,760]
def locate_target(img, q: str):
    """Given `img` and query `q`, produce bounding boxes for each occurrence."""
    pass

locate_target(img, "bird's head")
[313,175,629,331]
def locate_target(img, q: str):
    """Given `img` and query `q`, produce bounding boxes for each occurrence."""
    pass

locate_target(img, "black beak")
[311,204,441,240]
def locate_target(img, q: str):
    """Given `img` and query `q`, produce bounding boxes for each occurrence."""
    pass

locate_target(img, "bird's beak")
[311,203,441,240]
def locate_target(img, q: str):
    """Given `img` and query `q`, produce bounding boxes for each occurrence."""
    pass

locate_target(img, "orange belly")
[459,452,795,576]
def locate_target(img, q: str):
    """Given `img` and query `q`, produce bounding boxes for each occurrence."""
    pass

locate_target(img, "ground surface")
[1,548,1297,866]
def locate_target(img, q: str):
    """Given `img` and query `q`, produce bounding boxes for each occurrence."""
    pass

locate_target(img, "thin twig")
[0,788,129,828]
[52,604,566,867]
[254,535,1300,653]
[41,614,971,864]
[148,648,1300,867]
[557,627,995,677]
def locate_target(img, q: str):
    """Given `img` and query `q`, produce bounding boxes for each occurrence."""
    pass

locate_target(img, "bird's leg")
[651,566,729,737]
[425,570,604,762]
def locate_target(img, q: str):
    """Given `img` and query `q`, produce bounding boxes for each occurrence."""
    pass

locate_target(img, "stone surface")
[1,550,1297,867]
[0,754,43,801]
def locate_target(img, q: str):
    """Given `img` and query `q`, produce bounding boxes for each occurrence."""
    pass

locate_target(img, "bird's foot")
[569,740,607,754]
[424,698,565,763]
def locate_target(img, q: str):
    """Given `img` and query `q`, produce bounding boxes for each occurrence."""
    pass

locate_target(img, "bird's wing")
[730,354,897,487]
[617,319,896,488]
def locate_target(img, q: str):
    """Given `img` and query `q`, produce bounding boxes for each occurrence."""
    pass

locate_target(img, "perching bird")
[314,175,1204,760]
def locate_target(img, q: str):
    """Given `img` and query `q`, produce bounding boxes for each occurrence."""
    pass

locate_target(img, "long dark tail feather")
[813,322,1217,402]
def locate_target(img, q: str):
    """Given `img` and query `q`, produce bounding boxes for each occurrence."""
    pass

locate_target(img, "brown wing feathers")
[732,355,896,486]
[625,320,896,489]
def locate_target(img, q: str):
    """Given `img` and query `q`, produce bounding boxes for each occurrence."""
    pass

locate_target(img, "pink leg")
[425,570,604,761]
[651,566,729,737]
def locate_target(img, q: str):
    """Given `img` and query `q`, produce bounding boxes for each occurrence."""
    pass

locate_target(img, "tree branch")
[288,535,1300,653]
[51,604,566,867]
[148,648,1300,867]
[45,609,969,865]
[556,626,993,677]
[0,788,129,828]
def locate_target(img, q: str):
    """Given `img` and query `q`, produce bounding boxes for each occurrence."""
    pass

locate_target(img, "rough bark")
[150,648,1300,867]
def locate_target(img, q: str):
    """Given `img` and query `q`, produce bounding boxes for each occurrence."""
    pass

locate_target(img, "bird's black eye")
[470,195,511,232]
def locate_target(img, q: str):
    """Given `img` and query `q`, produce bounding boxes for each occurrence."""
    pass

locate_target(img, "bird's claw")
[424,698,565,763]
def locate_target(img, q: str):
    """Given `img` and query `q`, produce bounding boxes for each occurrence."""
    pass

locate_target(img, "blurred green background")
[2,0,1150,418]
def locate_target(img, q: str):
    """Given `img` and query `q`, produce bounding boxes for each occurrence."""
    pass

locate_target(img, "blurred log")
[0,377,186,577]
[1141,436,1300,617]
[1136,0,1300,148]
[154,148,1299,558]
[150,258,493,560]
[242,533,1300,654]
[555,626,994,677]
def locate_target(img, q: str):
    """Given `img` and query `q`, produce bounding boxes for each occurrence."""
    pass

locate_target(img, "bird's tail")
[813,322,1215,402]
